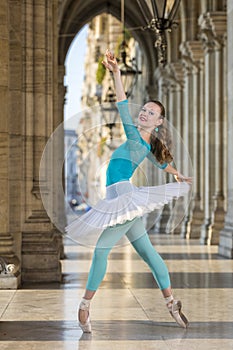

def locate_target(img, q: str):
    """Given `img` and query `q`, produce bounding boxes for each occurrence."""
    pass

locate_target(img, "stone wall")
[0,0,63,289]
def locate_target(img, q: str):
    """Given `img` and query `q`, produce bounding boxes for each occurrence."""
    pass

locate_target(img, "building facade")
[64,129,79,209]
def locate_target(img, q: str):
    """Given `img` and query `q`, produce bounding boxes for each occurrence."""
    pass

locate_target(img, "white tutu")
[65,180,191,247]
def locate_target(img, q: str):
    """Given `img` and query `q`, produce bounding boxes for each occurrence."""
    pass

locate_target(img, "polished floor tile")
[0,235,232,350]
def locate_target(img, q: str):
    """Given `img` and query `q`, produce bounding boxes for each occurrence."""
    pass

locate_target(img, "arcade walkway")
[0,235,233,350]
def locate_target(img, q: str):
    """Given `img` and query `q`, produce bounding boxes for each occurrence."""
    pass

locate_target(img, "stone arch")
[58,0,158,86]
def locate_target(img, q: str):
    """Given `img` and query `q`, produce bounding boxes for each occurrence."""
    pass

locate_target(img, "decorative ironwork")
[137,0,181,66]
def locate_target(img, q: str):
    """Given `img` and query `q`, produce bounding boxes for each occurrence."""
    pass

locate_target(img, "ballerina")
[66,49,192,332]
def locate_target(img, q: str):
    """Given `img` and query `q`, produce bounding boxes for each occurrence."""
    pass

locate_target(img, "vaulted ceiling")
[58,0,157,81]
[58,0,226,82]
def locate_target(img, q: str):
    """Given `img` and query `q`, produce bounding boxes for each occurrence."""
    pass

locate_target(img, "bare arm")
[102,50,126,102]
[164,164,192,184]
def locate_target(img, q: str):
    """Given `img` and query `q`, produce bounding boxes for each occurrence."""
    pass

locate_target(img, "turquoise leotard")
[106,99,168,186]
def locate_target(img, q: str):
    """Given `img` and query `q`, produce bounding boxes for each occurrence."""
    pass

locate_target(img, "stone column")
[21,0,62,282]
[219,1,233,258]
[179,45,195,238]
[211,32,227,243]
[54,64,67,259]
[199,12,227,245]
[149,68,175,234]
[166,62,185,235]
[0,0,21,288]
[165,63,184,175]
[179,41,205,239]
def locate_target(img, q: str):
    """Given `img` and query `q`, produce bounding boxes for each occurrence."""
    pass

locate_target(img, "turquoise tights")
[86,217,170,291]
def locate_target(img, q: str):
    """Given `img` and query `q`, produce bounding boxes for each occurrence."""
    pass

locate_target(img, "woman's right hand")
[102,49,126,101]
[102,49,119,73]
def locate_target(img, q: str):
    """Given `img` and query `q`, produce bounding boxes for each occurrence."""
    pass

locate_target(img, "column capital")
[165,62,184,89]
[180,40,206,75]
[154,64,183,90]
[183,41,204,64]
[154,66,168,82]
[198,12,227,52]
[180,42,200,75]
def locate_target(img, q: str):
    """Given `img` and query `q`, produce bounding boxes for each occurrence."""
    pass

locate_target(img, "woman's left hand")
[174,173,193,185]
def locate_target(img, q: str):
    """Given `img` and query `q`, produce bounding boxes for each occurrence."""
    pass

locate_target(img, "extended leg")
[79,219,138,331]
[126,218,189,328]
[129,232,171,290]
[86,219,138,291]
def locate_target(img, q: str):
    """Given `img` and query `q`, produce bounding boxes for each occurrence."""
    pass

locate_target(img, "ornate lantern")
[137,0,181,66]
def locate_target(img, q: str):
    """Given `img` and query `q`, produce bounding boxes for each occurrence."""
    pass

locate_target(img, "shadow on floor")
[0,320,233,341]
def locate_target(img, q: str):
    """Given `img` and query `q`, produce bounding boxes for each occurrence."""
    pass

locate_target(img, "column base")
[200,218,212,245]
[22,230,62,283]
[180,215,191,239]
[0,255,21,289]
[146,210,164,234]
[210,206,225,245]
[0,272,21,289]
[154,204,171,234]
[173,222,183,235]
[21,267,61,283]
[218,227,233,258]
[54,229,65,259]
[188,208,204,239]
[173,199,188,235]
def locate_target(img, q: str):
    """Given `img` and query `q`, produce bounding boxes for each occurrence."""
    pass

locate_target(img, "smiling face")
[137,102,164,132]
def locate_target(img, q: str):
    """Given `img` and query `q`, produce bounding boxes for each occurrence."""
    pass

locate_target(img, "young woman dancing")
[66,49,192,332]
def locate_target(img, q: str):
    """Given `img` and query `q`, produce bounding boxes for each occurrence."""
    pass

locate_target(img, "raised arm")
[102,49,141,142]
[102,49,126,102]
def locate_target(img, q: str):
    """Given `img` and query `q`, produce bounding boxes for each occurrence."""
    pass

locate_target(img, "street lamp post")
[117,0,142,98]
[101,86,118,142]
[118,39,141,98]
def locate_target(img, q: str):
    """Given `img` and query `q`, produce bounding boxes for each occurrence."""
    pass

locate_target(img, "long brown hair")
[148,100,173,165]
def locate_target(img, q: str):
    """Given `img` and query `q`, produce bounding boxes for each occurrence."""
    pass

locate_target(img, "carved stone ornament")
[198,12,227,52]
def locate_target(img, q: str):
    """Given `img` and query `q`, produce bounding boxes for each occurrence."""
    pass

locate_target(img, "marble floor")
[0,234,233,350]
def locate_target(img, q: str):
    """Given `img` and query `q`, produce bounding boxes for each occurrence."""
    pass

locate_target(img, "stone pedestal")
[0,255,21,289]
[22,230,62,283]
[188,197,204,238]
[219,231,233,258]
[0,238,21,289]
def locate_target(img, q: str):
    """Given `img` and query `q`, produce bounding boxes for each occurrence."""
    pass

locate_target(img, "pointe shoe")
[167,299,189,328]
[78,298,92,333]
